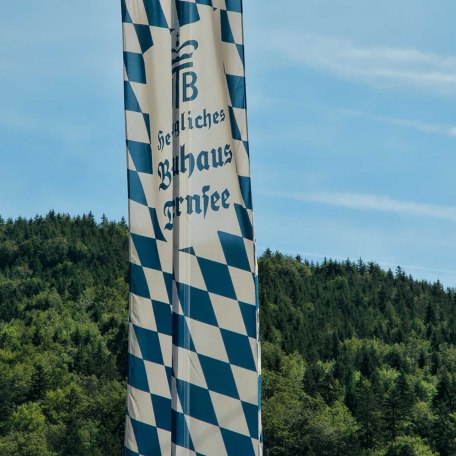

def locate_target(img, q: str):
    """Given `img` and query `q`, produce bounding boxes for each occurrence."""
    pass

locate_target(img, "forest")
[0,213,456,455]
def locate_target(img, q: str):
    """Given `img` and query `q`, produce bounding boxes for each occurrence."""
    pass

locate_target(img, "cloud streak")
[270,32,456,94]
[338,108,456,138]
[261,190,456,222]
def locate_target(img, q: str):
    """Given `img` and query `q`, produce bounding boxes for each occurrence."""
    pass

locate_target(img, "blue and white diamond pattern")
[122,1,260,455]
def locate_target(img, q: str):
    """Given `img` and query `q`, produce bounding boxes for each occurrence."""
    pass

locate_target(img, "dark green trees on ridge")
[0,213,454,455]
[0,213,128,455]
[260,251,453,455]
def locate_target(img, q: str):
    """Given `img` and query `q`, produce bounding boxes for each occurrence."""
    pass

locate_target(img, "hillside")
[0,213,455,455]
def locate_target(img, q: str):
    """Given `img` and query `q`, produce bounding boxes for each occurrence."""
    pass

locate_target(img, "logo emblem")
[172,32,199,109]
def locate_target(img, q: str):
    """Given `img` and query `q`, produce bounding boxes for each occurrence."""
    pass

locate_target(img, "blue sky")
[1,1,456,285]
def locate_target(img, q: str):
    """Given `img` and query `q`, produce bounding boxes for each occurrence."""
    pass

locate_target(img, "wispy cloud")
[261,190,456,222]
[338,108,456,138]
[270,32,456,94]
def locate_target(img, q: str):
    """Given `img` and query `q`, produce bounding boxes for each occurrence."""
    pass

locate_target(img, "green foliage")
[381,436,437,456]
[1,215,456,455]
[260,251,456,455]
[0,213,128,455]
[262,347,305,454]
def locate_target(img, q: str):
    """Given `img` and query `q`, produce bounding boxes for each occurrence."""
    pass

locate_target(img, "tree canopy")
[0,213,454,455]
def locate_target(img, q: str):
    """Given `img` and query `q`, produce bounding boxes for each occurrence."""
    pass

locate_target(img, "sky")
[1,1,456,285]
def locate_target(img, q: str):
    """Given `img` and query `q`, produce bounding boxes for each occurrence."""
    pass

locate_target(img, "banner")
[122,1,260,454]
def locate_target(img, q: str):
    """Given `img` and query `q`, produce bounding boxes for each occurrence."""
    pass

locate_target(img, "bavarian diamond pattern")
[123,0,261,454]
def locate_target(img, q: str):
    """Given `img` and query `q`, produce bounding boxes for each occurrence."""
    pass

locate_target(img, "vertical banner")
[122,1,260,455]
